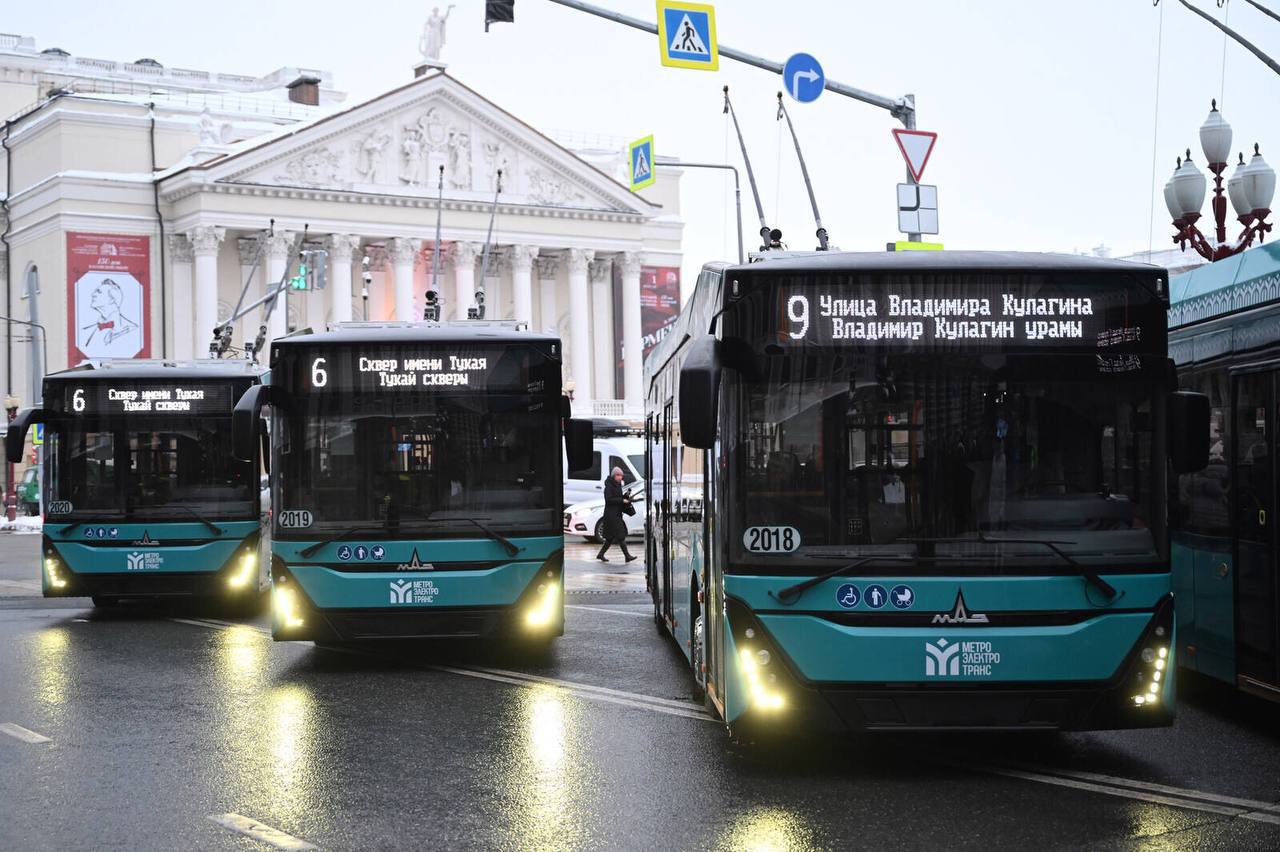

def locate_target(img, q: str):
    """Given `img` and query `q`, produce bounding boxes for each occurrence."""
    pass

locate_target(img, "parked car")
[16,466,39,516]
[563,488,645,543]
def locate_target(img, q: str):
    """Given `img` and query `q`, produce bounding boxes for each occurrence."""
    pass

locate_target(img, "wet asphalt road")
[1,534,1279,851]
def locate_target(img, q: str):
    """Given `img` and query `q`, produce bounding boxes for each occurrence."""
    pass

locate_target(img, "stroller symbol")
[891,585,915,610]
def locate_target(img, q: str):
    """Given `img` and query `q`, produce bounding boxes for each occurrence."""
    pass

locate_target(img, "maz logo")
[931,590,989,625]
[389,580,413,604]
[925,638,961,677]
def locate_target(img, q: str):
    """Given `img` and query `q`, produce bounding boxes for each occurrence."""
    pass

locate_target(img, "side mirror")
[5,409,43,464]
[679,335,721,450]
[1168,390,1210,473]
[565,418,593,473]
[233,384,274,463]
[260,428,271,475]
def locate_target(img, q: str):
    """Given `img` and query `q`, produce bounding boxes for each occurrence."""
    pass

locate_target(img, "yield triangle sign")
[892,129,938,183]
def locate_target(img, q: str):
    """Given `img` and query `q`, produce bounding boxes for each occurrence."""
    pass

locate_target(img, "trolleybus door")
[1232,369,1280,695]
[663,401,675,625]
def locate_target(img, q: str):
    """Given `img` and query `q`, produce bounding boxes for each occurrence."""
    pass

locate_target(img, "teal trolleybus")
[645,250,1209,735]
[1169,242,1280,703]
[233,321,590,643]
[5,360,267,607]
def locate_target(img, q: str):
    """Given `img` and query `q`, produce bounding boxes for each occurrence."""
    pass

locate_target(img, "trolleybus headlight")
[227,551,257,590]
[44,558,67,589]
[273,587,305,629]
[738,648,785,712]
[525,581,560,629]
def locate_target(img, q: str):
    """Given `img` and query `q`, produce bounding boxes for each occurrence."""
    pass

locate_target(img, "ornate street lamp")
[1166,100,1276,262]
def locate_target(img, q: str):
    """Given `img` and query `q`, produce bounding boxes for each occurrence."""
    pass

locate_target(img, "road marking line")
[208,813,318,850]
[0,722,51,744]
[1010,763,1280,816]
[169,617,712,722]
[566,604,650,618]
[0,579,40,591]
[980,765,1280,826]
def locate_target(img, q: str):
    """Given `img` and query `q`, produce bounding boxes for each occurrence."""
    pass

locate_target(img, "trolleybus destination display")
[288,344,556,393]
[56,381,239,415]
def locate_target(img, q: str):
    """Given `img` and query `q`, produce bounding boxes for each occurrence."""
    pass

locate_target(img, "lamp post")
[1166,100,1276,262]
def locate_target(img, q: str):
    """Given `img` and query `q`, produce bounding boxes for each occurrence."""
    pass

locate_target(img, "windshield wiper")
[298,525,388,558]
[771,556,911,605]
[425,512,521,557]
[162,504,224,536]
[978,534,1117,600]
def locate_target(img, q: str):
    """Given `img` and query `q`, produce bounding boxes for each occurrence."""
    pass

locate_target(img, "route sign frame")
[892,128,938,183]
[628,135,656,191]
[656,0,719,71]
[782,52,825,104]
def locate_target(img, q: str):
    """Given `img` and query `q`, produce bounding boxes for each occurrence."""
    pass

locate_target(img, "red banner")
[66,233,151,365]
[615,265,681,399]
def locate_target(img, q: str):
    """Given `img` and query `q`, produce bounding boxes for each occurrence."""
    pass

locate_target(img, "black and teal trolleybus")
[645,250,1209,735]
[5,360,267,608]
[1169,242,1280,703]
[233,321,590,643]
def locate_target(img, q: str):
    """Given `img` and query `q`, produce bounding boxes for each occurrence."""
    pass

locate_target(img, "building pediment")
[167,72,654,216]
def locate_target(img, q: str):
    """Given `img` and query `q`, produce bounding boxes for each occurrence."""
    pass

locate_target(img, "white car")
[563,491,646,543]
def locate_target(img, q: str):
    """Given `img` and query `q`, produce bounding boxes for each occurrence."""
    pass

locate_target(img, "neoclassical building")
[0,33,684,418]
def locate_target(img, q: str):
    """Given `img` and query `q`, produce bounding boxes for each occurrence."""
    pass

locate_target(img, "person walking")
[597,467,637,563]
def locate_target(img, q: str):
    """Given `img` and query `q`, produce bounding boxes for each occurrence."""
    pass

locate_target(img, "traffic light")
[289,263,308,290]
[485,0,515,31]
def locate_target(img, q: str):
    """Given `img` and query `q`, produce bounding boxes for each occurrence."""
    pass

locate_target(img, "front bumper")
[726,594,1176,734]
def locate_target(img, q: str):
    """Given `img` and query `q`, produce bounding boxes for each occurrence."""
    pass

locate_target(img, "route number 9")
[788,295,810,339]
[311,357,327,388]
[72,388,85,412]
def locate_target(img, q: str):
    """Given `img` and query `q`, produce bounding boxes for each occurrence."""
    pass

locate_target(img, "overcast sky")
[8,0,1280,289]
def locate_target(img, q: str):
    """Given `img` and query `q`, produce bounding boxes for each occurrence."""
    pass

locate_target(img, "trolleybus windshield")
[722,269,1167,571]
[44,379,256,521]
[275,343,561,538]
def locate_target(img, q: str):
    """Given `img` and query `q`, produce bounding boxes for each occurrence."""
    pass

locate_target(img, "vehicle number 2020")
[742,525,800,554]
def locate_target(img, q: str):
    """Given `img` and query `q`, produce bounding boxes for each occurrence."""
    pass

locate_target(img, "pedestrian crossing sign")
[656,1,718,71]
[628,135,656,191]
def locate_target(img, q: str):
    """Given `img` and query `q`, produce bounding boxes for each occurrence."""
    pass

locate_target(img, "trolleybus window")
[723,269,1167,570]
[275,343,561,536]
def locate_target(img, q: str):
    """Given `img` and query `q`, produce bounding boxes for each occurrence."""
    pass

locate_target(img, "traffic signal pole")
[543,0,922,240]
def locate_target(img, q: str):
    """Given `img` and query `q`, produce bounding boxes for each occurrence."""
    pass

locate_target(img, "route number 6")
[73,388,86,412]
[311,357,327,388]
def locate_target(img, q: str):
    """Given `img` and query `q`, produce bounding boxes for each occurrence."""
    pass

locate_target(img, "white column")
[621,251,644,409]
[263,231,294,342]
[481,249,503,320]
[535,254,560,334]
[590,257,615,401]
[365,246,387,321]
[567,248,595,411]
[236,236,261,352]
[327,234,360,324]
[452,241,481,320]
[190,225,225,359]
[168,235,195,360]
[389,237,419,322]
[511,245,538,327]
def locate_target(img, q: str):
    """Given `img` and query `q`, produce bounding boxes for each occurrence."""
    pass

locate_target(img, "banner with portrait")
[614,265,681,398]
[66,232,151,365]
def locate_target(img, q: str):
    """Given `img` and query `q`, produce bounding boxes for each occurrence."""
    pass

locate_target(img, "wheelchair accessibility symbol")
[836,583,860,609]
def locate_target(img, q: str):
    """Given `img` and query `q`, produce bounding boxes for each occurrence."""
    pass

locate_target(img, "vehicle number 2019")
[742,525,800,553]
[278,509,314,529]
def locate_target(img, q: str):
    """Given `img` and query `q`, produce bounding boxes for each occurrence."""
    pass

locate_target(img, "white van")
[563,436,646,508]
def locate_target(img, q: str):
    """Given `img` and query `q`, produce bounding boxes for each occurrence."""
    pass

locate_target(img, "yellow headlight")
[273,586,304,628]
[44,558,67,589]
[227,552,257,590]
[525,581,560,628]
[738,647,785,711]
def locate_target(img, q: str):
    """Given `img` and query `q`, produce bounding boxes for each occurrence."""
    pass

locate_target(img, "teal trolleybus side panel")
[1169,242,1280,701]
[255,323,572,642]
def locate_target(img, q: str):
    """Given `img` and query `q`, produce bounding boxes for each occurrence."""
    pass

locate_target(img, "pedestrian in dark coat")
[597,467,636,562]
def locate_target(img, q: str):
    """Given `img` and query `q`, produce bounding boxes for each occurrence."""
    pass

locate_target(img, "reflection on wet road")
[0,541,1278,849]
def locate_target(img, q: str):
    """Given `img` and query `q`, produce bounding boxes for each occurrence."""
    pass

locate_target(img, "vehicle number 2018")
[742,525,800,553]
[278,509,314,529]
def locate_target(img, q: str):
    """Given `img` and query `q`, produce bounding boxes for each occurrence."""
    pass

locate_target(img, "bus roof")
[271,320,560,348]
[730,250,1164,275]
[45,359,264,383]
